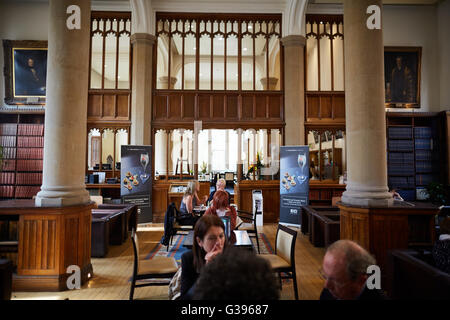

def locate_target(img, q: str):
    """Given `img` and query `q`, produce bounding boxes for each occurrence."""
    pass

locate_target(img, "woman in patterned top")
[433,217,450,274]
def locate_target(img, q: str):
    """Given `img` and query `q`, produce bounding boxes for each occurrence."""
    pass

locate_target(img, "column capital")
[281,35,306,47]
[130,33,157,45]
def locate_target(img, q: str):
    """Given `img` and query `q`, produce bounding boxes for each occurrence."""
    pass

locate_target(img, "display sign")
[279,146,309,227]
[121,145,152,223]
[252,190,263,227]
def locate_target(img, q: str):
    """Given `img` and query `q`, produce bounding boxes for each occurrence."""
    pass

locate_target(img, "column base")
[341,184,393,207]
[35,186,90,207]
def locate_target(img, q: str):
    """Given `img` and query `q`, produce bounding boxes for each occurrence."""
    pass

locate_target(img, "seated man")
[207,178,231,204]
[319,240,387,300]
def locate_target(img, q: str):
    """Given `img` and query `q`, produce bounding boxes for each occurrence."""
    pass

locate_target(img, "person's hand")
[203,195,208,203]
[205,242,223,264]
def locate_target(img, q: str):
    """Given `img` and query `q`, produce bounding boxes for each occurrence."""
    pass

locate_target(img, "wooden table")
[183,230,253,250]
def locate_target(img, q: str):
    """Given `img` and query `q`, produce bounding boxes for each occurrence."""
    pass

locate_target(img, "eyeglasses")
[318,268,352,289]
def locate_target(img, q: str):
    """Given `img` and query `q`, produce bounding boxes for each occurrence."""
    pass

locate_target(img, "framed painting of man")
[3,40,48,105]
[384,46,421,108]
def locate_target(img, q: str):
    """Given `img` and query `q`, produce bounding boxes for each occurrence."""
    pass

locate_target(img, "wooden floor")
[11,223,326,300]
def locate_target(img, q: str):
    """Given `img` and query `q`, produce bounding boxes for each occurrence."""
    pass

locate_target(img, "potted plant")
[426,182,450,205]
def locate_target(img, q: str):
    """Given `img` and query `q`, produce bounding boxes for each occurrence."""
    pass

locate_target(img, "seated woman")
[178,180,207,225]
[204,190,237,232]
[180,215,226,300]
[433,217,450,274]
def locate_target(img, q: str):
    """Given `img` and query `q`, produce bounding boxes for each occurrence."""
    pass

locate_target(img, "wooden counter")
[234,180,280,223]
[338,201,439,276]
[0,200,94,291]
[152,180,210,223]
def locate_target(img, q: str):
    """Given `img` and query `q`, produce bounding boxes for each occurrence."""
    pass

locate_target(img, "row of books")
[15,186,40,198]
[16,173,42,185]
[0,172,15,185]
[1,160,15,171]
[16,160,43,172]
[415,139,433,150]
[416,174,435,186]
[415,161,434,173]
[415,150,434,161]
[17,148,43,159]
[17,124,44,136]
[388,140,414,152]
[388,127,412,139]
[0,124,17,136]
[389,176,415,188]
[17,136,44,148]
[388,152,414,164]
[0,186,14,198]
[414,127,433,139]
[0,147,16,159]
[0,135,16,147]
[388,163,415,175]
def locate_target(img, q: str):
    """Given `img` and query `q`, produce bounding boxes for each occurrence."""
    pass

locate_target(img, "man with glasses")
[319,240,387,300]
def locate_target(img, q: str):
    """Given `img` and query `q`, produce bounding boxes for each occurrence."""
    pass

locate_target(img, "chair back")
[131,228,140,274]
[275,224,298,267]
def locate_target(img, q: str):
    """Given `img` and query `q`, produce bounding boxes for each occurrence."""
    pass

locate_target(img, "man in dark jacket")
[319,240,387,300]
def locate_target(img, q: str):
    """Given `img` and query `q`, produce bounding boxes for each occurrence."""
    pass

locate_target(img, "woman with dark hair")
[204,190,237,232]
[179,215,226,300]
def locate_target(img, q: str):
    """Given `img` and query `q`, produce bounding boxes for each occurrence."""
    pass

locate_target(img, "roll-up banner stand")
[279,146,309,228]
[252,190,263,227]
[121,145,152,223]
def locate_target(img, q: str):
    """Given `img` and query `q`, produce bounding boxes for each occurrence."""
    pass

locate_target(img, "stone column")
[341,0,392,206]
[130,33,156,145]
[281,35,306,146]
[35,0,91,206]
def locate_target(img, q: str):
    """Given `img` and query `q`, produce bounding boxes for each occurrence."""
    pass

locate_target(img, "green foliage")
[426,182,450,205]
[200,161,207,174]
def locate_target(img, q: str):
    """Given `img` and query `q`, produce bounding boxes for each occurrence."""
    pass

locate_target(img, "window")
[155,13,282,91]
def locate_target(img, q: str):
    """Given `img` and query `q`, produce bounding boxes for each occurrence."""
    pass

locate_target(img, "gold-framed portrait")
[384,46,421,108]
[3,40,48,105]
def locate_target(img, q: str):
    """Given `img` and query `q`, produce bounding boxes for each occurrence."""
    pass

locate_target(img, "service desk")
[0,200,94,291]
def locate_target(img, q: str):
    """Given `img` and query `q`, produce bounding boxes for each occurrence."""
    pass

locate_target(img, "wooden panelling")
[88,95,102,117]
[198,95,211,119]
[307,95,320,119]
[116,94,129,118]
[227,95,238,118]
[154,95,168,119]
[320,96,332,119]
[255,95,267,118]
[183,94,195,119]
[242,95,253,119]
[269,95,281,118]
[235,180,280,223]
[1,200,94,291]
[169,95,181,119]
[213,95,224,118]
[333,95,345,119]
[103,95,116,118]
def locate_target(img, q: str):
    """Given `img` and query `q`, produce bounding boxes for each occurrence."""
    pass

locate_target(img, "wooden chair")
[130,228,178,300]
[258,224,299,300]
[236,206,261,253]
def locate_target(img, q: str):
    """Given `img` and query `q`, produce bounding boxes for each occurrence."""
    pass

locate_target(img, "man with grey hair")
[319,240,387,300]
[207,178,230,204]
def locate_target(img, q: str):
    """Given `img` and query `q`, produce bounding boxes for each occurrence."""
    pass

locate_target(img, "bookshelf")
[386,112,445,201]
[0,113,44,199]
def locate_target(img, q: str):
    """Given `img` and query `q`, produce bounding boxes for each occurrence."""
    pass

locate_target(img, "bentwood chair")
[258,224,299,300]
[236,205,261,253]
[130,228,178,300]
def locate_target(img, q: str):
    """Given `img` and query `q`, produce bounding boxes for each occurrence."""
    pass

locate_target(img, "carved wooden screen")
[153,13,284,130]
[305,14,345,124]
[88,12,132,121]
